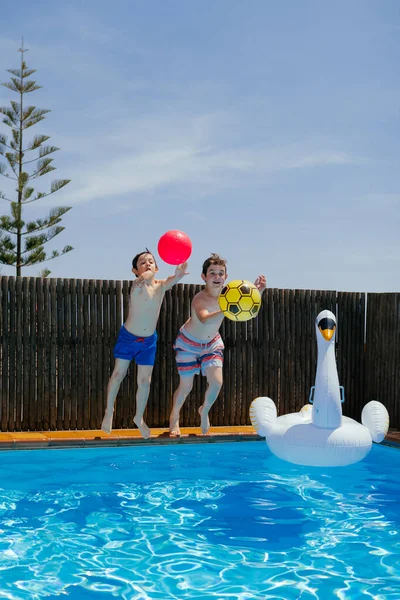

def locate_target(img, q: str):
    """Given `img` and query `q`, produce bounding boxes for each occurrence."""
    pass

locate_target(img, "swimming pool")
[0,441,399,599]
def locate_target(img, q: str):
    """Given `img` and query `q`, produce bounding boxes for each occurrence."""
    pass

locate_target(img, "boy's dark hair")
[132,248,158,276]
[202,253,227,276]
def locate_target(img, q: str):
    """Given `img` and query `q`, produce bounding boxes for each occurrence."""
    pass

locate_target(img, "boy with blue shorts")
[101,250,189,438]
[169,253,266,436]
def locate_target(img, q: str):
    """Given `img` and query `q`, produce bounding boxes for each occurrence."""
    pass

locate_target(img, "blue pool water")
[0,441,399,599]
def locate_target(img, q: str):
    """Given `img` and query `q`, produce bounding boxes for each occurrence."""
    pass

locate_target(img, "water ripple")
[0,443,399,598]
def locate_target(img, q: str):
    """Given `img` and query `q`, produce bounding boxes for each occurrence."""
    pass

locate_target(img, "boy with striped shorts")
[169,253,266,436]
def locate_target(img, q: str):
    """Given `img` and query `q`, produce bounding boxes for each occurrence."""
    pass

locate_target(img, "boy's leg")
[199,366,223,434]
[101,358,131,434]
[133,364,154,439]
[169,375,195,436]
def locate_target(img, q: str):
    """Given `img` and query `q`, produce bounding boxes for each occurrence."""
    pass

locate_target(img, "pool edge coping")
[0,427,398,450]
[0,427,262,450]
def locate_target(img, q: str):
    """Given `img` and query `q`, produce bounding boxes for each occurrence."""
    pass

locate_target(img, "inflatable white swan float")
[250,310,389,467]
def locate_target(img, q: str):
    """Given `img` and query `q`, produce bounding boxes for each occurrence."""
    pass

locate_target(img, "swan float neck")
[312,311,342,429]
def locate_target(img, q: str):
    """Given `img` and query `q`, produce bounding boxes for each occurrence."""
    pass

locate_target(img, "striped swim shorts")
[174,326,224,377]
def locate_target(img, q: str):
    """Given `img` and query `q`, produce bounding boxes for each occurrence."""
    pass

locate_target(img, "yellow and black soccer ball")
[218,280,262,322]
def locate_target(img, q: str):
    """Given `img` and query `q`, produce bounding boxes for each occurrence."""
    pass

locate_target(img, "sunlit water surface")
[0,441,399,599]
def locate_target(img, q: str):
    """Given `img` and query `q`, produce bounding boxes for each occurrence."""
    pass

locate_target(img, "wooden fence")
[0,276,398,432]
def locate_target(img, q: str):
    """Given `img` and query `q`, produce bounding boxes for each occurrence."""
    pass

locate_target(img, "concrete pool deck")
[0,426,398,450]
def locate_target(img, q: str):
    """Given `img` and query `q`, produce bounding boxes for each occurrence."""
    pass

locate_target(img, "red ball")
[157,230,192,265]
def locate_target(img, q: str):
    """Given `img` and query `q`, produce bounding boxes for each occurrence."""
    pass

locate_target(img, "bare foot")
[169,411,181,437]
[198,406,210,435]
[133,415,151,439]
[101,412,113,434]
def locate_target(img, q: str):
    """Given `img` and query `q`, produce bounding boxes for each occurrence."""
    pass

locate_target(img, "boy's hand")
[175,262,189,279]
[141,270,154,281]
[133,270,154,288]
[254,274,267,292]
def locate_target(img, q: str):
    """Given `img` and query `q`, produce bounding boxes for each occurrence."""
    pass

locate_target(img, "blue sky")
[1,0,399,292]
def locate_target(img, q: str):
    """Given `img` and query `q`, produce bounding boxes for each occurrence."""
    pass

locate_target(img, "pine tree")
[0,41,72,276]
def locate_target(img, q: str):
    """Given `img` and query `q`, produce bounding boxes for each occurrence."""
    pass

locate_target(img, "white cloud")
[52,113,360,207]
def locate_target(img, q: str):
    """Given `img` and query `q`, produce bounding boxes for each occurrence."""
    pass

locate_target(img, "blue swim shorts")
[113,326,158,366]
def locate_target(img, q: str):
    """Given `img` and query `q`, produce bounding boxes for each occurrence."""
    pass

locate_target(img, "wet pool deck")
[0,427,398,451]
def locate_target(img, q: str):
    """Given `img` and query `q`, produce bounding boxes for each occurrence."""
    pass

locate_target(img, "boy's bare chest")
[132,285,161,305]
[140,287,157,300]
[198,293,219,312]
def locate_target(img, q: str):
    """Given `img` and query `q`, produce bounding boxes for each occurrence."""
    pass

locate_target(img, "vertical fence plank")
[8,277,16,431]
[1,278,9,431]
[49,279,57,429]
[297,289,306,409]
[64,279,72,429]
[242,316,253,425]
[264,288,274,402]
[70,279,77,430]
[251,297,260,404]
[358,293,367,417]
[273,288,282,413]
[258,288,268,400]
[232,320,242,427]
[83,279,90,429]
[238,320,247,426]
[303,289,312,406]
[15,278,23,430]
[278,289,288,416]
[21,278,30,430]
[89,279,96,429]
[36,278,44,429]
[56,279,65,430]
[76,279,84,430]
[28,278,36,430]
[95,280,103,429]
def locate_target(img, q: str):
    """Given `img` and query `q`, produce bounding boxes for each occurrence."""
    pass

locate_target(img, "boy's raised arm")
[162,261,189,291]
